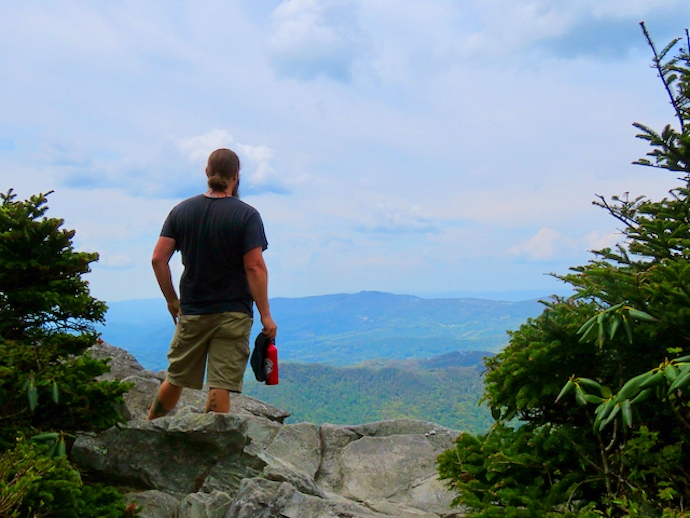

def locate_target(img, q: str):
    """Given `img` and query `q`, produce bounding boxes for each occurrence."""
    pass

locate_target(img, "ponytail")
[207,174,229,192]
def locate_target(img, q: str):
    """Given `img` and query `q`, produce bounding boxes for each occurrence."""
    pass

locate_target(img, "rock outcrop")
[75,342,463,517]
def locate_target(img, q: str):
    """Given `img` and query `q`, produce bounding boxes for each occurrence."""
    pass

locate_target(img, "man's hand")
[261,314,278,340]
[167,299,181,325]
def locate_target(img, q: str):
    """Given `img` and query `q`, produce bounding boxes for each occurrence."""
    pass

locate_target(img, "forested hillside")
[244,352,493,434]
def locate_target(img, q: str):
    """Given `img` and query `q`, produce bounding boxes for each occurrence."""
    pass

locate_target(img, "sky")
[1,1,689,303]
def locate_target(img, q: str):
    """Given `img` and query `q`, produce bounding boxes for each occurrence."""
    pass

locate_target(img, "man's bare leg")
[206,388,230,413]
[147,380,183,420]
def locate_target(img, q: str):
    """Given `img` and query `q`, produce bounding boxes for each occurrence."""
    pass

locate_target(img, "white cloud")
[353,0,690,75]
[585,230,620,251]
[16,129,294,200]
[356,201,438,234]
[509,227,578,261]
[466,0,571,52]
[465,0,690,59]
[586,0,676,19]
[177,129,236,163]
[236,142,291,194]
[269,0,367,81]
[236,143,275,163]
[98,254,135,270]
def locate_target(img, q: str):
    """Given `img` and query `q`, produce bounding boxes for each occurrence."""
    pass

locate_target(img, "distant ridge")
[412,288,572,301]
[356,350,494,370]
[97,291,544,370]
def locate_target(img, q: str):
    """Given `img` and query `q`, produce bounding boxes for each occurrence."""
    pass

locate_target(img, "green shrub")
[0,189,130,446]
[0,190,132,516]
[0,439,128,518]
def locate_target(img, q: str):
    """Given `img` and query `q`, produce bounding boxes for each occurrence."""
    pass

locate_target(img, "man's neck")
[205,190,234,199]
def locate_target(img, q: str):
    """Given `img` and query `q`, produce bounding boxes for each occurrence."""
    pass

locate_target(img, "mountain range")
[97,292,550,433]
[97,291,546,371]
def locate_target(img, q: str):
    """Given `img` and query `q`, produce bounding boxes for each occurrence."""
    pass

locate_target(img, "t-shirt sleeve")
[243,211,268,253]
[160,210,177,240]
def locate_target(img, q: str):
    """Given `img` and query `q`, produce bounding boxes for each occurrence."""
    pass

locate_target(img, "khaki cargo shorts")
[166,311,252,392]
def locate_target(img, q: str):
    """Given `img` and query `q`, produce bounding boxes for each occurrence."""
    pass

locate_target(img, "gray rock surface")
[243,415,283,449]
[339,434,450,514]
[227,478,395,518]
[177,490,233,518]
[125,490,179,518]
[224,477,284,518]
[199,442,268,497]
[76,343,463,517]
[89,341,144,381]
[316,423,362,493]
[264,422,321,478]
[90,340,290,424]
[122,374,161,420]
[351,419,459,450]
[72,412,247,496]
[261,452,325,498]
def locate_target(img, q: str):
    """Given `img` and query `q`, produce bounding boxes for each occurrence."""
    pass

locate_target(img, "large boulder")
[72,412,248,496]
[315,420,459,516]
[338,434,449,516]
[120,374,162,421]
[78,343,464,517]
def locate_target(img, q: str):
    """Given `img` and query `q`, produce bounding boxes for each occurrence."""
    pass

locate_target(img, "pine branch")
[593,194,637,228]
[640,21,685,132]
[633,161,689,173]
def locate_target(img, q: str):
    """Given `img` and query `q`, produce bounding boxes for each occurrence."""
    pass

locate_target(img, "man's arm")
[244,246,277,339]
[152,236,180,324]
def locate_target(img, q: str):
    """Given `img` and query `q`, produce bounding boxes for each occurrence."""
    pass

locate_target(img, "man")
[147,148,277,420]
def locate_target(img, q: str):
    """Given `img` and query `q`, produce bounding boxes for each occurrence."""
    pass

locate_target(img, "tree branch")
[593,194,637,228]
[640,21,685,132]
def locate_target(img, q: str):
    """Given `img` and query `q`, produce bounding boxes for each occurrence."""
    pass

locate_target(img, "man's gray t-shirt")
[160,195,268,316]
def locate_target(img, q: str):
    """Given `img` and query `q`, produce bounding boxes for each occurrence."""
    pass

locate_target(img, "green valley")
[243,351,493,435]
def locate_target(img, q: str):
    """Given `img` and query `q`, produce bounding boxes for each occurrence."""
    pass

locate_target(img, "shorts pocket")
[244,317,253,336]
[177,315,201,342]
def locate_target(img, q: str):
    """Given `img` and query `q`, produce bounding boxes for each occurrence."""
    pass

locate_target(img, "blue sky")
[1,1,689,302]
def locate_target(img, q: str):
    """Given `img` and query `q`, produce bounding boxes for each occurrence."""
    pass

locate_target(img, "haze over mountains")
[97,291,546,371]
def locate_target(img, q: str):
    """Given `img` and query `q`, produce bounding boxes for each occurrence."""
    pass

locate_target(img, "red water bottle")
[266,341,279,385]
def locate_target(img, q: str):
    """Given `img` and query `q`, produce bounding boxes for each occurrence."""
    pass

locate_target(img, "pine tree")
[438,24,690,517]
[0,190,131,516]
